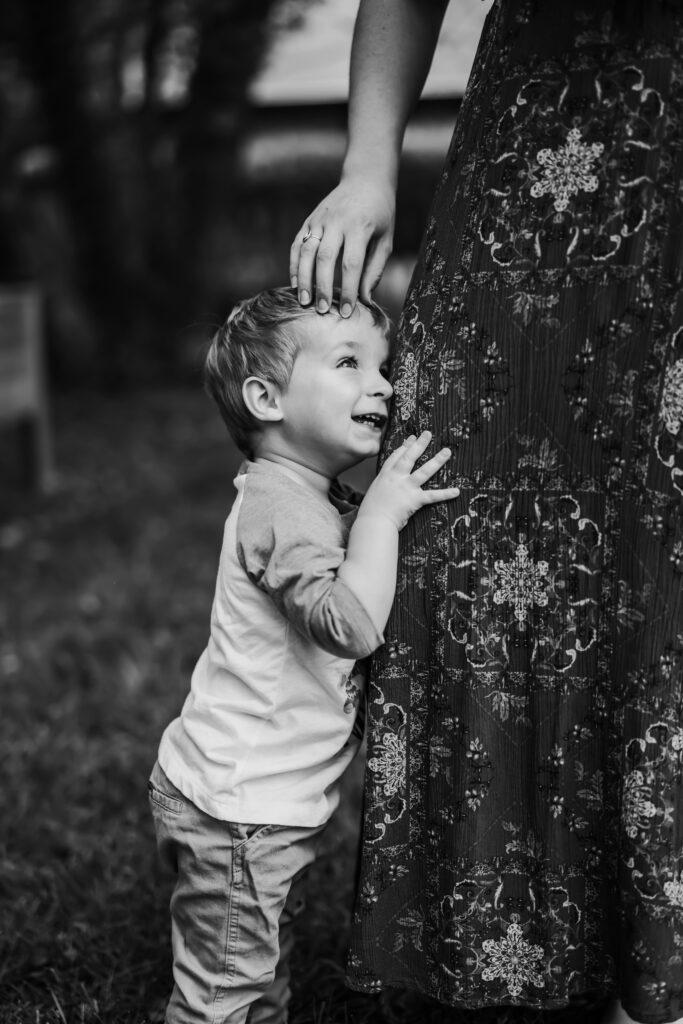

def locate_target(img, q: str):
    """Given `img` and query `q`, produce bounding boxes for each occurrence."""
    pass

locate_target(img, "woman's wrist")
[341,146,400,192]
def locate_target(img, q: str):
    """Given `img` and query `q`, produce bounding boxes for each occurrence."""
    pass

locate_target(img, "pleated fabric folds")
[347,2,683,1021]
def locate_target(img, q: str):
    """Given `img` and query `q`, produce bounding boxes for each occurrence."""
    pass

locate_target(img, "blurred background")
[0,0,487,388]
[0,2,487,1022]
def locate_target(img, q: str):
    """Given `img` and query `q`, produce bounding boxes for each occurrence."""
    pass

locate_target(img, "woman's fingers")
[290,181,395,312]
[289,225,306,289]
[314,227,344,313]
[336,233,373,316]
[359,234,393,304]
[295,227,325,305]
[290,220,320,291]
[291,221,371,314]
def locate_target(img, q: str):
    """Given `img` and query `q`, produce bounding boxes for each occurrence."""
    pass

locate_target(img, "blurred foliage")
[0,0,316,384]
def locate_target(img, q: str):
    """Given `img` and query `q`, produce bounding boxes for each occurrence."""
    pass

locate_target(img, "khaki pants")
[148,762,326,1024]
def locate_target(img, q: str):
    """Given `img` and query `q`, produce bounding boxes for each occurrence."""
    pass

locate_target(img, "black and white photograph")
[1,2,683,1023]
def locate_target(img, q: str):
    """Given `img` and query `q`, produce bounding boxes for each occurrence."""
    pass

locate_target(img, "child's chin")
[361,438,382,456]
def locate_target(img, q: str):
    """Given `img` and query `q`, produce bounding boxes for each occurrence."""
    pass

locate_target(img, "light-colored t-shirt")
[158,460,382,828]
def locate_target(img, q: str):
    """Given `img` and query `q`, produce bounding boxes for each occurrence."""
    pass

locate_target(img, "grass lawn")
[0,389,457,1024]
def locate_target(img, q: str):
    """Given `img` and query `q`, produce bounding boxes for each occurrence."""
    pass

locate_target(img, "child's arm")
[235,437,457,658]
[337,431,459,632]
[236,472,385,659]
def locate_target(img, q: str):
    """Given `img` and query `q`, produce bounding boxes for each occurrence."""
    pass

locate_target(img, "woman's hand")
[289,174,396,317]
[289,0,449,317]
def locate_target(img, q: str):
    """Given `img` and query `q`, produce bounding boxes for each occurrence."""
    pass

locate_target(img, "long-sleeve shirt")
[158,460,383,827]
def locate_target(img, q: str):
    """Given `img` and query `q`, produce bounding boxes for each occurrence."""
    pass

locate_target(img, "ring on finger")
[302,230,323,244]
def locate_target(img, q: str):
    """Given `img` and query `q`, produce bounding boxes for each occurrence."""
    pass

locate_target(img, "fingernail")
[317,299,329,314]
[300,290,310,305]
[291,275,297,288]
[341,302,352,318]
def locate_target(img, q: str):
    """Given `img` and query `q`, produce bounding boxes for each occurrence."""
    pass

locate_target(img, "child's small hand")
[358,431,460,531]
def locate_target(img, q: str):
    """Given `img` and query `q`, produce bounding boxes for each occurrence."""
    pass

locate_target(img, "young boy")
[149,286,459,1024]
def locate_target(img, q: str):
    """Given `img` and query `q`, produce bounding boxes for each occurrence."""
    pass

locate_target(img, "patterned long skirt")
[347,2,683,1022]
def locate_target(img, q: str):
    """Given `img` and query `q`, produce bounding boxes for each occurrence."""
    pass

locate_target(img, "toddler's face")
[277,305,393,479]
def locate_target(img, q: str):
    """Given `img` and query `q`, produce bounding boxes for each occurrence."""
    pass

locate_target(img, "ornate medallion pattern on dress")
[347,3,683,1021]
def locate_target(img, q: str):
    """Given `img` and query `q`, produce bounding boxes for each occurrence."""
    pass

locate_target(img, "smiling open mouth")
[352,413,387,429]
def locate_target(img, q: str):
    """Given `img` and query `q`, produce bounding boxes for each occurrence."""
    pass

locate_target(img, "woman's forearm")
[290,0,449,309]
[342,0,449,188]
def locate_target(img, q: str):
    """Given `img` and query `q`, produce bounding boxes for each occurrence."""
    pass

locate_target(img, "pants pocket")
[147,762,185,815]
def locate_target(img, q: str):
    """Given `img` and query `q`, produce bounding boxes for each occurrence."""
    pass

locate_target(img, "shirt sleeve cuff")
[310,577,384,659]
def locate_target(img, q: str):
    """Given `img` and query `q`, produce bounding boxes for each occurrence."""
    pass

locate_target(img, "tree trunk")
[179,0,282,321]
[20,0,150,380]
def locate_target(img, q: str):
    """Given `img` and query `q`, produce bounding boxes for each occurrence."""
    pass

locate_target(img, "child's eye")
[337,356,359,369]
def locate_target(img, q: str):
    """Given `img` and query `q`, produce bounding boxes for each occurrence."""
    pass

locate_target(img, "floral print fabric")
[346,2,683,1022]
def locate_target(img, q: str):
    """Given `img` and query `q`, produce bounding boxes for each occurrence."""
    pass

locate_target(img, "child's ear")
[242,376,284,423]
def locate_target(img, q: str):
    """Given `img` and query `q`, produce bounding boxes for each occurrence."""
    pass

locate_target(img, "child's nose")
[371,373,393,399]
